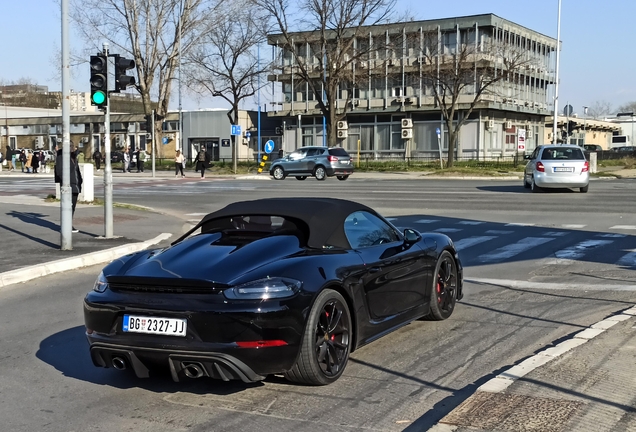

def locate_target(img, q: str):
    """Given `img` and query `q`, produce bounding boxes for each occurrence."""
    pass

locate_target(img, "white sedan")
[524,145,590,193]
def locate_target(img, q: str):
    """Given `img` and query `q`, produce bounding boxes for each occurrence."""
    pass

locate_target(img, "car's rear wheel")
[285,289,351,385]
[296,176,307,181]
[314,166,326,181]
[424,250,458,321]
[337,175,349,181]
[580,184,589,193]
[272,166,286,180]
[531,178,542,193]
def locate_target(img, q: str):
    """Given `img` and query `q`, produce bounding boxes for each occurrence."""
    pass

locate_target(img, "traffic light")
[567,121,575,136]
[113,55,136,93]
[144,114,152,132]
[90,54,108,108]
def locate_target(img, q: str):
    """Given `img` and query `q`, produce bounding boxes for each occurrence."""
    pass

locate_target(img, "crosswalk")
[388,217,636,268]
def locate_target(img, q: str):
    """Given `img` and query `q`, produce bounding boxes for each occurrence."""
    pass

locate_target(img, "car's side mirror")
[403,228,421,245]
[523,155,532,160]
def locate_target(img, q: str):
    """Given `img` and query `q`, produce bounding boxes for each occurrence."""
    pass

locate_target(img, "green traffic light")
[91,91,106,105]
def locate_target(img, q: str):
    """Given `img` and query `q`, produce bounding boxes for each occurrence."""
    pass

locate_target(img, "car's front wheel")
[424,250,458,321]
[337,175,349,181]
[285,289,351,385]
[314,166,326,181]
[272,166,286,180]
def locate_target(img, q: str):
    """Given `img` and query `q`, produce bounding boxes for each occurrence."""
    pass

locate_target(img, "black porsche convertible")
[84,198,463,385]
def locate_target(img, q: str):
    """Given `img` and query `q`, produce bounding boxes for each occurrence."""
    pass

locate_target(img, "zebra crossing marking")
[485,230,514,235]
[505,223,535,227]
[548,240,614,264]
[478,237,555,263]
[414,219,439,224]
[458,221,484,225]
[617,250,636,267]
[454,236,497,251]
[542,232,569,237]
[597,233,626,238]
[561,224,586,229]
[434,228,462,233]
[610,225,636,230]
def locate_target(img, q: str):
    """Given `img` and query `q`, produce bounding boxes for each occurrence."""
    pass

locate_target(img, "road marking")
[610,225,636,230]
[457,221,484,225]
[561,224,586,229]
[542,231,569,237]
[454,236,497,251]
[505,222,535,227]
[414,219,439,224]
[617,250,636,267]
[485,230,514,235]
[434,228,462,233]
[547,240,613,264]
[597,233,626,238]
[478,237,554,263]
[467,277,636,291]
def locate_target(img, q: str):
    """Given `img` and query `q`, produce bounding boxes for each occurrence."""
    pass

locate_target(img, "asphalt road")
[0,175,635,431]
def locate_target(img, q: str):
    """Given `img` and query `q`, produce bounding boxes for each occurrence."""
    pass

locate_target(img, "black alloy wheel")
[296,176,307,180]
[336,175,349,181]
[285,289,351,385]
[314,166,326,181]
[424,250,457,320]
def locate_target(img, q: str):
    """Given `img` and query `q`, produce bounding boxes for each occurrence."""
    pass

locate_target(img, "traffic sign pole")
[103,42,113,238]
[436,128,443,169]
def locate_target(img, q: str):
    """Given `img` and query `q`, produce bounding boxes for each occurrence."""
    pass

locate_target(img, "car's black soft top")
[176,198,380,249]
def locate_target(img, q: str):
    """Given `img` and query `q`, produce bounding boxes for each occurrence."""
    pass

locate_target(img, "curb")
[0,233,172,290]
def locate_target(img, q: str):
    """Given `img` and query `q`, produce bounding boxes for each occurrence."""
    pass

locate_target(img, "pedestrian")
[195,146,211,179]
[93,148,102,171]
[19,149,26,172]
[174,149,185,178]
[137,147,148,172]
[54,148,83,233]
[278,148,284,159]
[123,146,131,173]
[25,151,33,173]
[9,147,16,171]
[32,150,40,174]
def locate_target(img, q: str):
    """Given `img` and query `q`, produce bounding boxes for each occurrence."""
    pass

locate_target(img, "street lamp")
[583,106,588,145]
[617,112,634,147]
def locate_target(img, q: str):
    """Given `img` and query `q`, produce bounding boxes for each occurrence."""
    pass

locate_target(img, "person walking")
[32,150,40,174]
[19,149,27,172]
[137,147,148,173]
[93,148,102,171]
[54,149,83,233]
[195,146,210,179]
[174,150,185,178]
[25,151,33,173]
[122,147,131,173]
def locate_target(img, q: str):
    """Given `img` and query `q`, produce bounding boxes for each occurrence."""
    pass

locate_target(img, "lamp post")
[552,0,562,144]
[583,106,588,145]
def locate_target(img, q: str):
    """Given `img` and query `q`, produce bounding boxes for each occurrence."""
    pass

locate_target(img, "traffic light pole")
[60,0,72,250]
[103,42,114,238]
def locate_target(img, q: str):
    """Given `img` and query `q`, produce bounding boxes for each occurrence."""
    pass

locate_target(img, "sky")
[0,0,634,116]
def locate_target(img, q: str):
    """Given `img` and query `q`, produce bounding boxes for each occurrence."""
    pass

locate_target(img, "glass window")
[344,211,400,249]
[376,124,390,150]
[288,149,307,160]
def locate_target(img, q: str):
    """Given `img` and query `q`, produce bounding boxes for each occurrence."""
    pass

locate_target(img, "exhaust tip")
[182,362,205,379]
[112,356,126,370]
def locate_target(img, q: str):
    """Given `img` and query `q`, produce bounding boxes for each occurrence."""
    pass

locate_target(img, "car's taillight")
[327,155,338,162]
[536,161,545,172]
[235,340,288,348]
[582,161,589,172]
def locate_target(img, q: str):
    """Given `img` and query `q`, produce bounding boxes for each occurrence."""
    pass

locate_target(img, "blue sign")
[245,131,251,139]
[162,136,169,145]
[264,140,275,154]
[231,125,242,136]
[436,128,441,136]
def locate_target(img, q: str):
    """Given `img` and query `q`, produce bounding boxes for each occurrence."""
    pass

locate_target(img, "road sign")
[245,131,251,139]
[264,140,275,154]
[231,125,242,136]
[563,104,573,117]
[517,129,526,151]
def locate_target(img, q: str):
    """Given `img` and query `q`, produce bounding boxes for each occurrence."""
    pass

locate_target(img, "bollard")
[78,163,94,202]
[589,152,597,174]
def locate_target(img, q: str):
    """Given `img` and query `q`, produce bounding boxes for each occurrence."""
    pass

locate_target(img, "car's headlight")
[223,277,301,300]
[93,272,109,293]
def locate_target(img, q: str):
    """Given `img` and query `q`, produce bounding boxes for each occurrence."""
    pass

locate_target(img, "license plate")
[123,315,187,337]
[553,167,574,172]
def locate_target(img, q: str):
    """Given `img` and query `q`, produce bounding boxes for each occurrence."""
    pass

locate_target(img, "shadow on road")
[476,185,578,193]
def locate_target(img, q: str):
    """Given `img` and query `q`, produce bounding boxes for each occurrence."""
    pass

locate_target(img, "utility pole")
[552,0,562,144]
[103,43,113,238]
[60,0,72,249]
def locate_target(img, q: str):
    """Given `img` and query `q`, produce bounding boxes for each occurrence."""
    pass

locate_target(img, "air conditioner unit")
[401,118,413,128]
[505,121,512,129]
[487,119,495,129]
[401,128,413,139]
[337,130,349,139]
[337,120,348,130]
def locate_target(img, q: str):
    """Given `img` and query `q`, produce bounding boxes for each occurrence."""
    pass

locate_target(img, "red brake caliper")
[437,275,442,303]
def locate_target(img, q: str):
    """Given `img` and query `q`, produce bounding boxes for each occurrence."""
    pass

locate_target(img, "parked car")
[524,145,589,193]
[110,151,124,164]
[83,198,463,385]
[583,144,603,152]
[610,146,636,153]
[269,146,354,181]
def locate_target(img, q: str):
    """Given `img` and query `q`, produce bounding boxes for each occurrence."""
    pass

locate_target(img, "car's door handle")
[368,266,381,274]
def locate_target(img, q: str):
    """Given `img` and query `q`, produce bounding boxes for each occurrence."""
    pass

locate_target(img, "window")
[288,149,307,160]
[344,211,400,249]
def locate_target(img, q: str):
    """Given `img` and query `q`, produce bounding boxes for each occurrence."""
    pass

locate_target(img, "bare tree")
[419,31,536,167]
[251,0,397,147]
[71,0,211,154]
[587,100,613,119]
[617,101,636,115]
[185,0,271,171]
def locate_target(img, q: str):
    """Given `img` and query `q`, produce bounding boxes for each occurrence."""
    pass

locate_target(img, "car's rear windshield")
[200,215,308,246]
[328,147,349,156]
[542,148,585,160]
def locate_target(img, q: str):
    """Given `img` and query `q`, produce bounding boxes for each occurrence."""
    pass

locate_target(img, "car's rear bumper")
[326,166,354,176]
[534,172,589,188]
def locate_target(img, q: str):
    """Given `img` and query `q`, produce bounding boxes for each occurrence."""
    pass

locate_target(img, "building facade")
[267,14,559,159]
